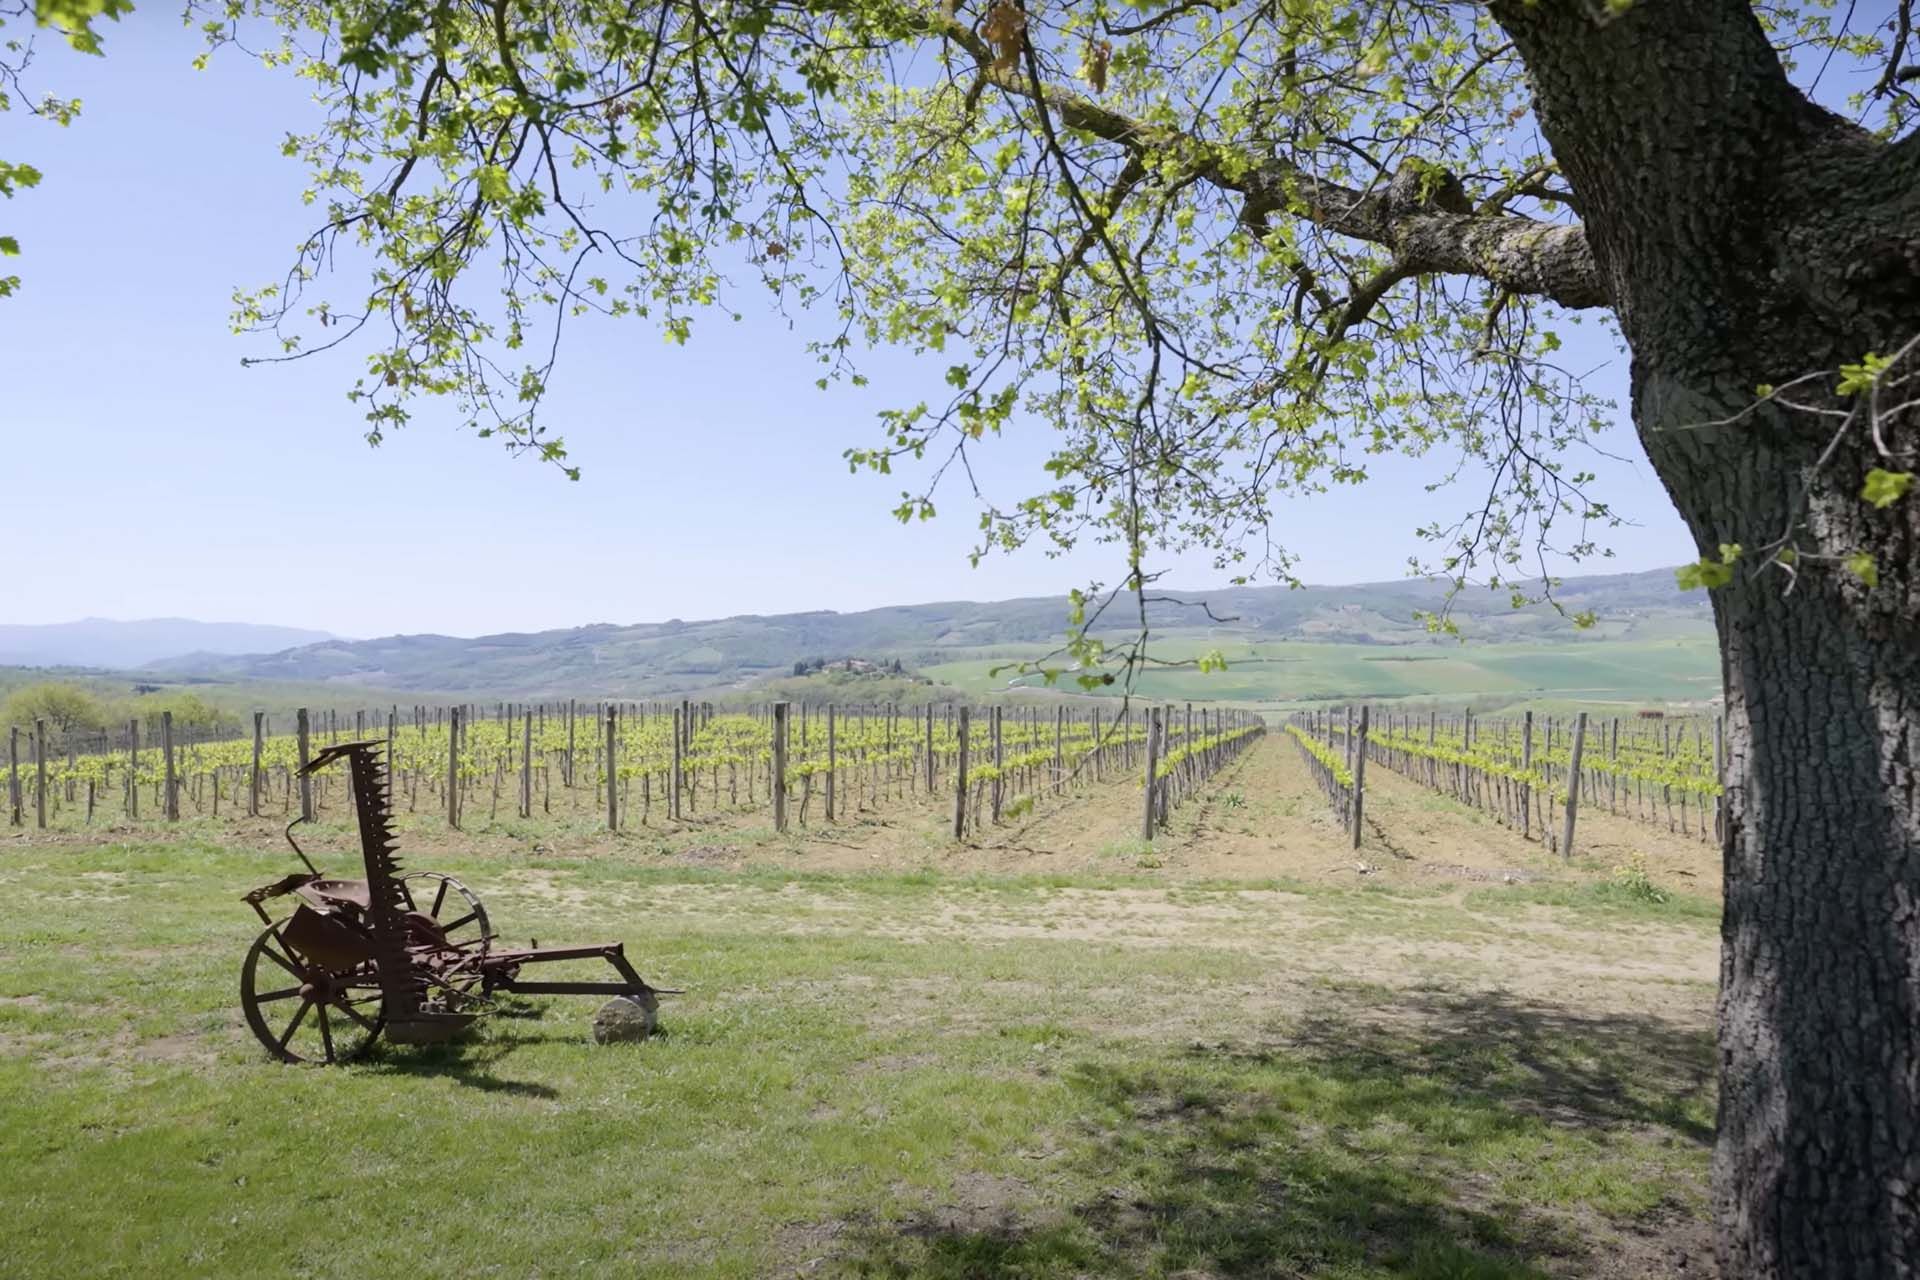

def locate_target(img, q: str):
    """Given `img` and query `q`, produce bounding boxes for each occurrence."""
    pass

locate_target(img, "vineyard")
[0,693,1729,1277]
[3,698,1263,841]
[1286,706,1727,856]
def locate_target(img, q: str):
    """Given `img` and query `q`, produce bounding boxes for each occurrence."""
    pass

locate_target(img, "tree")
[25,0,1920,1267]
[133,691,231,737]
[1,681,107,741]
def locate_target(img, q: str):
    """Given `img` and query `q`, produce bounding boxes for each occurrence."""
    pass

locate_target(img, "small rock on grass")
[592,993,659,1044]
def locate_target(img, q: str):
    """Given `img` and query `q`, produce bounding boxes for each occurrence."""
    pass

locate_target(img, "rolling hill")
[0,618,336,670]
[132,569,1714,704]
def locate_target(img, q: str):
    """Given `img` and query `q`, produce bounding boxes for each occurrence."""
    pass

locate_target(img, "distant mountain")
[138,568,1709,698]
[0,618,337,670]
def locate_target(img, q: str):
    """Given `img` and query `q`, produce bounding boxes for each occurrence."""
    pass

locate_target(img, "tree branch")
[920,11,1608,310]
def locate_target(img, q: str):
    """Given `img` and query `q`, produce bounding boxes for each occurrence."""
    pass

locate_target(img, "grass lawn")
[0,816,1718,1278]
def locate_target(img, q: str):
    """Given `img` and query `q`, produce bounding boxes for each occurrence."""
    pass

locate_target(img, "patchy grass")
[0,836,1715,1277]
[1462,879,1720,923]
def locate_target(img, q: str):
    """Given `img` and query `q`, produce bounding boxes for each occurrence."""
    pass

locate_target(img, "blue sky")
[1,10,1691,639]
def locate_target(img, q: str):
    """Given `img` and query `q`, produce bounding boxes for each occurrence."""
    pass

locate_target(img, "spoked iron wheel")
[398,872,493,1007]
[240,925,386,1064]
[399,872,491,951]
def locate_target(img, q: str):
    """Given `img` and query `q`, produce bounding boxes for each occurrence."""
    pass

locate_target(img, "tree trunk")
[1646,367,1920,1270]
[1629,147,1920,1280]
[1711,523,1919,1276]
[1490,1,1920,1270]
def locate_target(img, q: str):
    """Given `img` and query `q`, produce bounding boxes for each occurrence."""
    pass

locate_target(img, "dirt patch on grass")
[1416,862,1545,883]
[775,1217,855,1273]
[1591,1201,1715,1278]
[922,1170,1041,1234]
[639,880,1711,1012]
[0,1030,56,1057]
[130,1033,219,1066]
[489,869,601,910]
[19,1026,222,1072]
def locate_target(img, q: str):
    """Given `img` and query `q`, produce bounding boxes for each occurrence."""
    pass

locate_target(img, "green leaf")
[1836,352,1893,397]
[0,236,17,257]
[475,165,512,203]
[1676,544,1739,591]
[1846,552,1879,588]
[1861,468,1913,509]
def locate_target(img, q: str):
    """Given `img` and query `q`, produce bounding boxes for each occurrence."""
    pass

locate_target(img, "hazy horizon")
[4,560,1693,648]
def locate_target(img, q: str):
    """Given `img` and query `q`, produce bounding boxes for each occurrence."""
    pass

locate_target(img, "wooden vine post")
[670,706,683,821]
[772,701,790,833]
[296,708,314,821]
[1091,708,1102,782]
[1561,712,1589,860]
[1426,711,1438,787]
[1713,713,1726,843]
[520,709,533,819]
[1141,706,1161,842]
[127,719,139,820]
[1183,703,1194,800]
[1521,711,1535,837]
[951,704,970,840]
[6,725,18,827]
[1350,705,1368,850]
[250,712,264,817]
[681,699,695,816]
[1609,717,1621,813]
[604,704,618,832]
[34,719,47,830]
[825,705,837,821]
[989,706,1004,824]
[924,704,935,792]
[161,711,178,822]
[1054,706,1064,794]
[445,706,460,829]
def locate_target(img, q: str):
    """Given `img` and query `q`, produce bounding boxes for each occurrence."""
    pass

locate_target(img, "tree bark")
[1491,1,1920,1271]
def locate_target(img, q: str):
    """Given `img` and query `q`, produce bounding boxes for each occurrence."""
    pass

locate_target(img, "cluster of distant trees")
[790,656,907,678]
[0,681,233,746]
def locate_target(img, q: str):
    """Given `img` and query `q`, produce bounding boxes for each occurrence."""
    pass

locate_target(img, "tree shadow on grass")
[831,989,1714,1278]
[1268,986,1715,1146]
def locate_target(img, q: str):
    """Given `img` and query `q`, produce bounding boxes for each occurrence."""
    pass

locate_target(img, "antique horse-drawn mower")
[239,740,669,1064]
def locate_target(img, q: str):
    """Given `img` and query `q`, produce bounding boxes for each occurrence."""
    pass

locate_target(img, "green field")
[921,632,1722,710]
[0,821,1717,1277]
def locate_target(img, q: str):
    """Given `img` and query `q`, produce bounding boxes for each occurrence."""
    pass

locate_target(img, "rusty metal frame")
[237,739,672,1063]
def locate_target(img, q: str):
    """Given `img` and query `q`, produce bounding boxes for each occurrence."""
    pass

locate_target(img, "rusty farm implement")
[239,740,669,1064]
